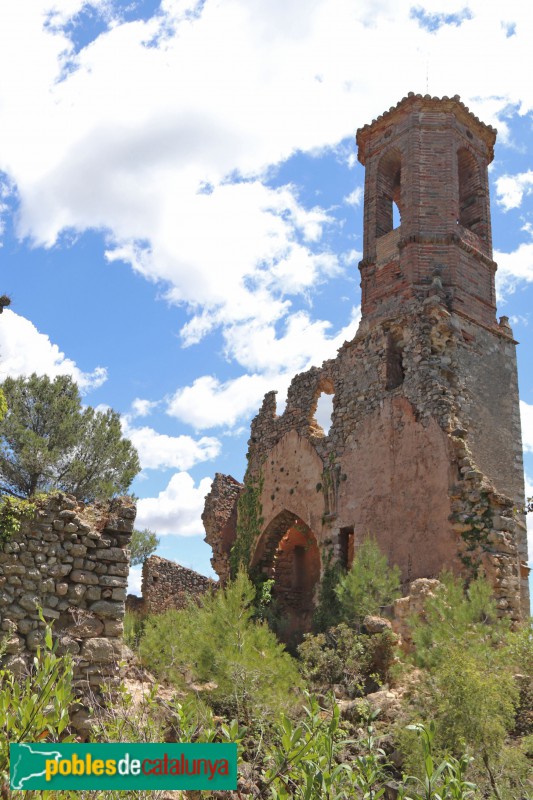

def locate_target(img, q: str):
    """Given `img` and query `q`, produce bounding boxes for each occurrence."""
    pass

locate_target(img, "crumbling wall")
[137,555,215,614]
[207,294,528,622]
[0,492,135,726]
[203,473,242,583]
[202,95,529,627]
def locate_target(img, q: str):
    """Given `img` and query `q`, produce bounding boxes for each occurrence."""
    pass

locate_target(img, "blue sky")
[0,0,532,594]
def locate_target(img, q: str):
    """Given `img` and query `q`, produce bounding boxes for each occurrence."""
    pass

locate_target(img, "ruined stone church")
[203,93,529,637]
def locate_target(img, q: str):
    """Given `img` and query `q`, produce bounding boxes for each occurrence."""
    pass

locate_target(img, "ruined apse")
[203,93,529,637]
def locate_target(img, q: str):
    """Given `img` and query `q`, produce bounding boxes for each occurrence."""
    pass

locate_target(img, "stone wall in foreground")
[0,492,135,722]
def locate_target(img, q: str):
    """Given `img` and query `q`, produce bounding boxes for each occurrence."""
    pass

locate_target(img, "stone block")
[70,569,99,585]
[89,600,125,618]
[80,638,121,662]
[94,548,129,563]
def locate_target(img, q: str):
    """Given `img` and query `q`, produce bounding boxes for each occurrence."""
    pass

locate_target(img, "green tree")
[130,528,160,566]
[335,537,401,628]
[403,574,524,797]
[140,570,302,726]
[0,373,140,501]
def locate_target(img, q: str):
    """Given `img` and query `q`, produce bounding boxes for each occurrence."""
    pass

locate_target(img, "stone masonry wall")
[203,473,242,583]
[202,95,529,628]
[135,555,216,614]
[0,492,135,724]
[208,291,528,622]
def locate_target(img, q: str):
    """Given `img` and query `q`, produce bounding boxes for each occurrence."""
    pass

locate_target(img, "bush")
[335,537,401,628]
[400,573,523,796]
[123,609,147,650]
[139,570,303,726]
[298,623,396,695]
[0,619,75,792]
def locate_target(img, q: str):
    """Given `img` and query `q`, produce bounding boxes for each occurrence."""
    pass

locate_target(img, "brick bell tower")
[354,93,529,616]
[356,92,496,327]
[204,93,529,633]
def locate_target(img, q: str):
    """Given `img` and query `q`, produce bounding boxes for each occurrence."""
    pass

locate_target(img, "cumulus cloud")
[167,374,274,430]
[0,309,107,391]
[495,170,533,211]
[167,308,360,429]
[223,307,360,376]
[521,400,533,452]
[496,243,533,300]
[123,423,220,470]
[344,187,363,207]
[127,565,143,597]
[3,0,533,346]
[130,398,158,418]
[135,472,212,536]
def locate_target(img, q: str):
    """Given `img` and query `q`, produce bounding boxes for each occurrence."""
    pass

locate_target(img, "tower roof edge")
[356,93,497,165]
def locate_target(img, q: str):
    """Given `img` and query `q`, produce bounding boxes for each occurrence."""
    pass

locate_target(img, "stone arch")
[376,148,402,238]
[251,510,321,642]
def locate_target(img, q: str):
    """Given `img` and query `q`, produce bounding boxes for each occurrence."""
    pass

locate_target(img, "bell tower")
[356,93,497,328]
[204,93,530,628]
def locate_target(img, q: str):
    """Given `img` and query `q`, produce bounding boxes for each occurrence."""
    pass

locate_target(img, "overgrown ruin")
[203,93,530,638]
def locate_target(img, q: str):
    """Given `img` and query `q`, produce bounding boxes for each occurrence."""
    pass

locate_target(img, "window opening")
[457,147,484,236]
[386,335,404,390]
[314,392,334,434]
[339,527,354,571]
[376,149,402,238]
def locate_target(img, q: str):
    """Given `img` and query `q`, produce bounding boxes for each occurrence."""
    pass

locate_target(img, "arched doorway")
[251,510,320,643]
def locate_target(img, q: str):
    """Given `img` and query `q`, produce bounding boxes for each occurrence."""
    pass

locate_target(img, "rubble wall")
[0,493,135,709]
[139,555,216,613]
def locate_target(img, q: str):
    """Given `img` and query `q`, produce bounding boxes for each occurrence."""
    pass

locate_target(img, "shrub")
[298,623,396,695]
[401,573,522,795]
[139,570,303,726]
[335,537,401,628]
[0,619,75,792]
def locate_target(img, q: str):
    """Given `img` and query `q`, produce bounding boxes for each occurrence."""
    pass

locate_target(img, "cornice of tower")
[356,92,497,165]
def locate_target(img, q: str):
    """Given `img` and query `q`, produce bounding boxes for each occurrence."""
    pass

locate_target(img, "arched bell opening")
[251,510,321,644]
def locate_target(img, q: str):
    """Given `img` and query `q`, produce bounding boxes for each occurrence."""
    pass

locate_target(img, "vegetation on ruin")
[230,471,264,576]
[2,545,532,798]
[0,373,140,501]
[0,495,37,543]
[311,549,344,632]
[139,570,302,727]
[335,536,402,628]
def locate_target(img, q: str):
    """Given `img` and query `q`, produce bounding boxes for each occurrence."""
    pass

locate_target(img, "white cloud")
[167,308,361,430]
[130,398,158,418]
[496,243,533,300]
[495,170,533,211]
[135,472,212,536]
[344,187,363,207]
[3,0,533,348]
[127,565,143,597]
[123,423,220,470]
[223,307,360,376]
[167,374,274,430]
[0,309,107,391]
[521,400,533,452]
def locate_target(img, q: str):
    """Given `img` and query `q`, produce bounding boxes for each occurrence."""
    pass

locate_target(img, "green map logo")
[11,743,238,791]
